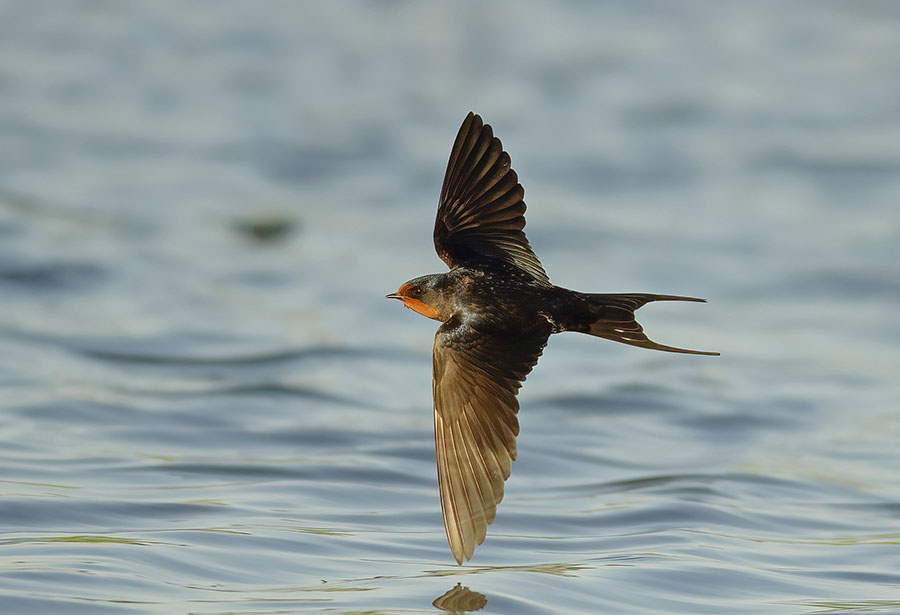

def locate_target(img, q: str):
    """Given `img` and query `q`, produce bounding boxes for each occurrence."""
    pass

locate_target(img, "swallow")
[387,112,718,565]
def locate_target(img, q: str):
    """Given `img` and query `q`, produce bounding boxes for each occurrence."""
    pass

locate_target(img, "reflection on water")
[2,1,900,614]
[433,583,487,613]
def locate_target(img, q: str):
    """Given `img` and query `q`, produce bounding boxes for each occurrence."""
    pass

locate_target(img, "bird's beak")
[385,292,402,300]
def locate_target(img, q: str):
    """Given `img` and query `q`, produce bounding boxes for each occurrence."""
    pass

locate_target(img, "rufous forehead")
[397,282,413,296]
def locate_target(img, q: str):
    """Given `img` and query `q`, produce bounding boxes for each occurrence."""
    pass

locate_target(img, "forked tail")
[586,293,719,356]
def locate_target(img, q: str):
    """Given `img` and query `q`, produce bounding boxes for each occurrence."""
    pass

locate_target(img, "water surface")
[2,2,900,613]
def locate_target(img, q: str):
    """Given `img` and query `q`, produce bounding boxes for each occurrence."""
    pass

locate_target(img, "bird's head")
[386,274,449,322]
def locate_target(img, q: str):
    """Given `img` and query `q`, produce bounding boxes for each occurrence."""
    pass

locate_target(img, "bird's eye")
[409,287,422,297]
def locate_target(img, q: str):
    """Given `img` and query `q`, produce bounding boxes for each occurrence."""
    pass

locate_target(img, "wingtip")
[461,110,479,126]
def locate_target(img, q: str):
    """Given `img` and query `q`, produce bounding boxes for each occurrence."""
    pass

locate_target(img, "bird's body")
[388,112,717,564]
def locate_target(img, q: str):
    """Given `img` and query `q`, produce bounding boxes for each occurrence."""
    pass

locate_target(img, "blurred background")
[1,2,899,614]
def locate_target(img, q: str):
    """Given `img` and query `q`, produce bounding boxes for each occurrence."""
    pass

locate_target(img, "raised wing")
[432,316,550,564]
[434,112,550,285]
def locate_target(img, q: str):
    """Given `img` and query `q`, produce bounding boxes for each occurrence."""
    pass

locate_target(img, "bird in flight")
[387,112,718,564]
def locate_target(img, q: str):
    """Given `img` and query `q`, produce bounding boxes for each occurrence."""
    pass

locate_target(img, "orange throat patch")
[401,297,439,320]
